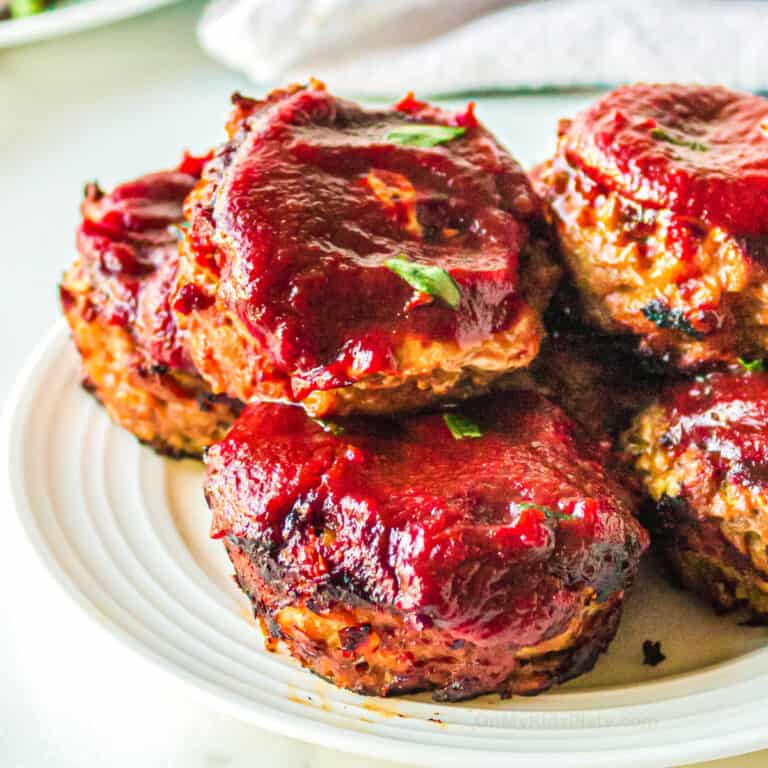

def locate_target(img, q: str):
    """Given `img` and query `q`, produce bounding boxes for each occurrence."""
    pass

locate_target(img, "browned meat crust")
[535,84,768,370]
[536,156,768,370]
[61,260,241,458]
[646,495,768,615]
[60,164,242,458]
[226,537,624,701]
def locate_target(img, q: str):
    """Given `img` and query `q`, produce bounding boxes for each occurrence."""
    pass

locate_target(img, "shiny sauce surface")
[191,85,543,396]
[562,84,768,235]
[205,393,647,645]
[659,372,768,486]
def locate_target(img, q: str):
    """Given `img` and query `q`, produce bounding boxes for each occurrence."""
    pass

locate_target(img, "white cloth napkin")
[198,0,768,97]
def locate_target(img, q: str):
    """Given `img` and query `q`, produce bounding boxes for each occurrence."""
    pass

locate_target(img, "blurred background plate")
[6,322,768,768]
[0,0,179,47]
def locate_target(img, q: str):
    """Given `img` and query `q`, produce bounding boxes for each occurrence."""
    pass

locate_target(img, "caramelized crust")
[645,496,768,616]
[61,263,239,457]
[537,157,768,369]
[227,538,623,700]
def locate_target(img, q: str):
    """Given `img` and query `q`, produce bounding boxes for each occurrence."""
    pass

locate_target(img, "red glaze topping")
[656,371,768,486]
[562,84,768,235]
[205,394,646,646]
[74,160,206,370]
[189,83,545,397]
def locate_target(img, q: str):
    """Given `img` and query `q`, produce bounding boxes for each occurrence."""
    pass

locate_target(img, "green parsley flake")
[386,124,466,148]
[738,357,764,373]
[641,300,703,340]
[170,220,191,241]
[385,255,461,310]
[513,502,570,521]
[312,418,345,436]
[443,413,482,440]
[650,128,708,152]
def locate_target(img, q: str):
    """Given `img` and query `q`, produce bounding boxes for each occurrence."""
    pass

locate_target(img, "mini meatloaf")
[173,81,560,417]
[205,393,648,700]
[536,84,768,370]
[624,370,768,616]
[60,157,242,458]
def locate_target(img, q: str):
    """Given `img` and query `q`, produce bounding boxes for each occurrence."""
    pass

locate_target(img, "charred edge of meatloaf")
[646,494,768,617]
[224,536,624,701]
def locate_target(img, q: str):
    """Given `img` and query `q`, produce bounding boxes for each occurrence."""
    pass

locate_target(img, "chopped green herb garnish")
[443,413,482,440]
[385,255,461,310]
[650,128,707,152]
[514,502,570,521]
[312,419,345,436]
[386,124,466,148]
[169,220,191,241]
[738,357,764,373]
[641,300,703,340]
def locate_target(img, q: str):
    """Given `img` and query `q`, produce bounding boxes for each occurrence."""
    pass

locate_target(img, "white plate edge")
[3,321,768,768]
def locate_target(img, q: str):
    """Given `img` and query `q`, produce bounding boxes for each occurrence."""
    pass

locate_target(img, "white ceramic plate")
[6,322,768,767]
[0,0,179,47]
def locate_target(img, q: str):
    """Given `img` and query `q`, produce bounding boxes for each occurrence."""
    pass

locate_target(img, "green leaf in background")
[386,124,466,148]
[385,255,461,310]
[443,413,483,440]
[10,0,49,18]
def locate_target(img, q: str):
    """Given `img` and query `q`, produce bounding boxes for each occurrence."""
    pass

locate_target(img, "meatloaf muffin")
[60,156,242,458]
[205,393,648,700]
[173,81,560,417]
[536,84,768,370]
[623,370,768,616]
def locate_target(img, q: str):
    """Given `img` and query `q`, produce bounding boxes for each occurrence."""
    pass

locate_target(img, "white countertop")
[1,3,766,766]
